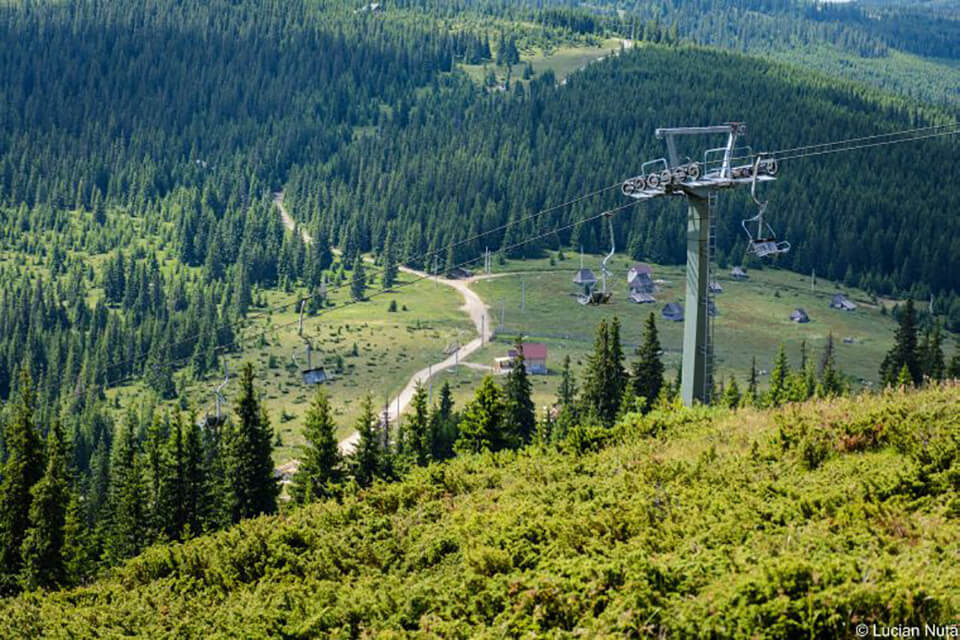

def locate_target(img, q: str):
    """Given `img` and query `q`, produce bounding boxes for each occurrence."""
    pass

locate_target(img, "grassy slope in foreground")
[4,386,959,638]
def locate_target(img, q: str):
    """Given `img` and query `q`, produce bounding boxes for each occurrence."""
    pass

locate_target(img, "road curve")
[270,193,494,454]
[337,265,494,453]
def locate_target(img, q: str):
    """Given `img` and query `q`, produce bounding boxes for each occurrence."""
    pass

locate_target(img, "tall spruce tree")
[382,228,398,290]
[406,382,431,467]
[768,345,790,407]
[429,382,457,461]
[609,317,627,401]
[350,256,367,301]
[351,395,381,488]
[291,389,342,503]
[949,340,960,379]
[227,363,278,522]
[181,414,207,536]
[747,356,759,405]
[556,355,577,407]
[19,422,70,591]
[503,341,535,447]
[0,369,44,594]
[581,318,626,426]
[143,415,167,538]
[723,376,741,408]
[159,412,187,540]
[61,491,94,588]
[105,411,147,564]
[880,298,920,386]
[819,333,845,397]
[456,376,505,454]
[922,321,946,381]
[630,312,664,413]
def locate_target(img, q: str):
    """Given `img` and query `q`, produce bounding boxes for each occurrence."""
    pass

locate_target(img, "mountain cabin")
[495,342,548,374]
[830,294,857,311]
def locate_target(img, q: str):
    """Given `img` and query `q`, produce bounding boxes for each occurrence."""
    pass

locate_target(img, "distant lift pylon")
[621,123,780,406]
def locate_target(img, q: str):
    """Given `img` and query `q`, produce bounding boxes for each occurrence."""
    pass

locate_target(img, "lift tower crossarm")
[621,123,772,407]
[656,123,745,174]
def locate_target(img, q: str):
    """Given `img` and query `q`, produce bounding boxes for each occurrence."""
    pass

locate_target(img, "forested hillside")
[0,0,957,425]
[284,45,960,300]
[395,0,960,105]
[0,0,959,630]
[1,384,957,637]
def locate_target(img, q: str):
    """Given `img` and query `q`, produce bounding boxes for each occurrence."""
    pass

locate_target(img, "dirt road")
[271,193,494,455]
[337,265,494,453]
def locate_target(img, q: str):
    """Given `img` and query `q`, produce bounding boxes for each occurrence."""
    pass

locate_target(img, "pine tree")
[819,333,844,397]
[581,318,626,426]
[721,376,740,408]
[609,317,627,401]
[949,340,960,379]
[382,228,398,290]
[747,357,758,404]
[201,417,230,532]
[105,411,147,564]
[922,321,945,381]
[19,422,69,591]
[630,312,664,413]
[536,408,554,448]
[291,389,343,503]
[456,376,505,454]
[159,412,187,540]
[556,355,577,406]
[0,369,45,594]
[880,298,920,386]
[768,345,790,407]
[503,341,535,447]
[896,362,913,388]
[61,491,94,587]
[429,382,457,461]
[618,384,638,417]
[143,415,167,538]
[350,395,381,488]
[406,382,431,467]
[181,415,206,537]
[350,256,367,301]
[226,363,278,522]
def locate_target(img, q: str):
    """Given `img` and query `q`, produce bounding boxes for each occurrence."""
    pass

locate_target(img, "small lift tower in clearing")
[621,123,779,406]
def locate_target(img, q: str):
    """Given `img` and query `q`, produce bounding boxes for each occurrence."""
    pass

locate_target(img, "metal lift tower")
[620,123,778,406]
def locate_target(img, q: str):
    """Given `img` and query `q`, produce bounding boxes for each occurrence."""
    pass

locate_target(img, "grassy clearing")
[460,37,623,87]
[468,253,901,393]
[190,271,474,462]
[526,38,624,79]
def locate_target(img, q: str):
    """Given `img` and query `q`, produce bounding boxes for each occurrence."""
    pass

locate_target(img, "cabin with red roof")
[495,342,548,374]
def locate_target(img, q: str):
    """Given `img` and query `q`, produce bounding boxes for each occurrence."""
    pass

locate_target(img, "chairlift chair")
[201,361,230,429]
[293,339,327,385]
[742,156,790,258]
[295,299,327,384]
[585,213,615,305]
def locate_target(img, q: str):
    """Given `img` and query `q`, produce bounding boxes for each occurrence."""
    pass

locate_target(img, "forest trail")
[273,192,313,245]
[272,193,494,455]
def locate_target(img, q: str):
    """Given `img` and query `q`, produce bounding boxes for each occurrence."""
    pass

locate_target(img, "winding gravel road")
[272,193,494,454]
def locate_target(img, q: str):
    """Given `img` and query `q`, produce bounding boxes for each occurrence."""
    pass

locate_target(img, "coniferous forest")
[0,0,959,635]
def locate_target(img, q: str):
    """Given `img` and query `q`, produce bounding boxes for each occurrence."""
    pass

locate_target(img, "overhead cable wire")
[769,121,959,157]
[774,124,960,162]
[101,183,625,381]
[98,199,641,392]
